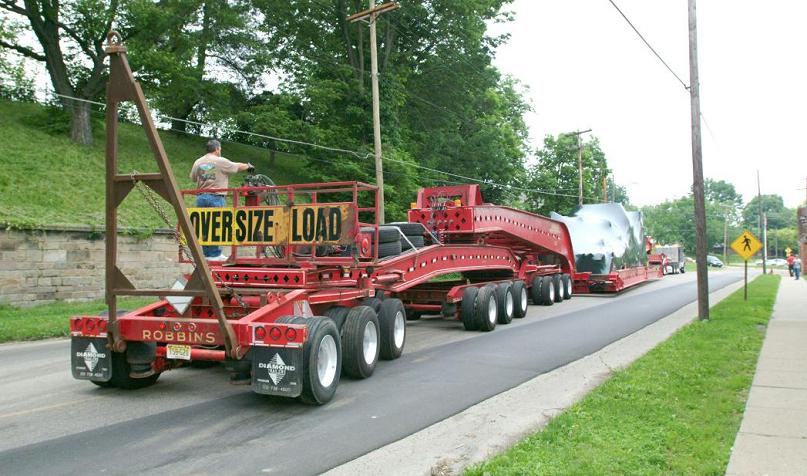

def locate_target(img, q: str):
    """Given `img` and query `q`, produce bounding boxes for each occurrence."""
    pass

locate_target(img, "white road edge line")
[324,278,747,476]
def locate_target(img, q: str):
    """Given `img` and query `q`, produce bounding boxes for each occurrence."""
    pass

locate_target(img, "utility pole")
[570,129,592,206]
[687,0,709,320]
[757,170,766,274]
[348,1,400,224]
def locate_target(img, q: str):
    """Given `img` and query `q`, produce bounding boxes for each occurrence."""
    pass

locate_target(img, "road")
[0,270,741,475]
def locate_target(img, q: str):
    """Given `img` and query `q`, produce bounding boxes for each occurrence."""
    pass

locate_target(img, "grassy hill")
[0,100,311,230]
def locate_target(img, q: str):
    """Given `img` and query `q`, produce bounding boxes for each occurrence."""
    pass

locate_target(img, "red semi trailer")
[69,33,655,405]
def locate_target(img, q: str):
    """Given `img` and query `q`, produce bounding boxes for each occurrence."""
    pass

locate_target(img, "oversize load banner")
[187,205,354,246]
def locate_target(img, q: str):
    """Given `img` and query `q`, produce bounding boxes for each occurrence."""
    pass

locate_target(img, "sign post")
[730,230,763,300]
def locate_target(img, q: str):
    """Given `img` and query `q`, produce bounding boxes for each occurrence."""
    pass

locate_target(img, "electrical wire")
[50,92,600,201]
[605,0,689,90]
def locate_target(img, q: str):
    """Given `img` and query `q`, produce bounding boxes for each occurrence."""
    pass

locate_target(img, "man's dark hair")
[206,139,221,153]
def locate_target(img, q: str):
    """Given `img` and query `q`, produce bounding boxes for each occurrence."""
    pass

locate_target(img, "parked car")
[753,258,788,266]
[706,255,724,267]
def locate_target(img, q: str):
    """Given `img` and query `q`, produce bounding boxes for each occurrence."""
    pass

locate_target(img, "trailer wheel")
[561,274,573,300]
[495,282,514,324]
[461,286,480,331]
[540,276,555,306]
[325,306,350,332]
[389,222,426,235]
[360,297,383,313]
[377,240,403,258]
[341,306,380,379]
[530,276,543,305]
[378,299,406,360]
[361,226,401,243]
[551,274,563,303]
[476,285,498,332]
[296,317,342,405]
[511,281,528,318]
[92,351,160,390]
[406,310,422,321]
[401,235,425,250]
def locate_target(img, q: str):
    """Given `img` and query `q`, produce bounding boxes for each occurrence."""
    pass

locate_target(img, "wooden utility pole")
[757,170,766,274]
[348,1,399,224]
[687,0,709,320]
[570,129,592,206]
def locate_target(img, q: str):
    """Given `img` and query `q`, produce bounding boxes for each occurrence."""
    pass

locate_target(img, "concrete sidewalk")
[726,276,807,476]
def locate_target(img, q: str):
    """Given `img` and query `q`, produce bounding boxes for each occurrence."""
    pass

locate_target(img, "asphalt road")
[0,270,742,475]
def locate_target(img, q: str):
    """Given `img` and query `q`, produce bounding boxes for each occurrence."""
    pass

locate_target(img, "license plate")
[166,344,191,360]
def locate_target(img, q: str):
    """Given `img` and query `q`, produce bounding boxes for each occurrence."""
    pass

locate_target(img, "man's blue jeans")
[196,193,225,257]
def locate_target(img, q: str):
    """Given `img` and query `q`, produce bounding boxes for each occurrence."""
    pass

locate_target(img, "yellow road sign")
[730,230,763,261]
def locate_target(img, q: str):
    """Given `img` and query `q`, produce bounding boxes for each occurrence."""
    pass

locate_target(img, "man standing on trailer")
[190,139,254,260]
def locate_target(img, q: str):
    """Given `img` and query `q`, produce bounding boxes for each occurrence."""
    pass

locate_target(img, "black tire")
[325,306,350,331]
[378,299,406,360]
[561,274,573,300]
[401,235,425,250]
[341,306,380,379]
[530,275,543,305]
[377,240,402,258]
[511,280,528,319]
[551,274,563,303]
[287,317,342,405]
[406,309,422,321]
[461,286,480,331]
[540,276,555,306]
[389,222,426,235]
[361,297,383,313]
[495,282,514,324]
[92,351,160,390]
[361,226,400,243]
[475,285,498,332]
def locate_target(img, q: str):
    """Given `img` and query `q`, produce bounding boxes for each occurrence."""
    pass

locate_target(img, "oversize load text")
[187,205,351,245]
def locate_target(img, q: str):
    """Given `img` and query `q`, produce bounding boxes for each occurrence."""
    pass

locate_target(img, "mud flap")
[71,337,112,381]
[251,346,303,397]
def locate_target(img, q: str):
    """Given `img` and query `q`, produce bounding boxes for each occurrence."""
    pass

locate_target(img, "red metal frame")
[72,183,585,372]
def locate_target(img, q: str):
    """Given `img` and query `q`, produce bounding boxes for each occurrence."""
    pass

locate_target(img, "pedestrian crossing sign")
[730,230,763,261]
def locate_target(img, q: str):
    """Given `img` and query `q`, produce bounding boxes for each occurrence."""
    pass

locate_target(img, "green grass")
[467,274,781,476]
[0,100,311,230]
[0,297,154,343]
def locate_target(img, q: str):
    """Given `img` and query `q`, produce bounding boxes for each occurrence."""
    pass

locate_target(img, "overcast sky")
[488,0,807,209]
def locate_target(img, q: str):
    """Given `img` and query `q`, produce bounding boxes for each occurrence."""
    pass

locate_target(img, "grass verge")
[467,274,781,475]
[0,100,310,230]
[0,297,154,343]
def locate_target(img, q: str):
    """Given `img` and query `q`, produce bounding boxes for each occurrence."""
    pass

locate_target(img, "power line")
[605,0,689,90]
[50,92,599,201]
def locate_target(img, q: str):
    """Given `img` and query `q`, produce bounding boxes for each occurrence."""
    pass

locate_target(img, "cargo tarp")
[551,203,646,274]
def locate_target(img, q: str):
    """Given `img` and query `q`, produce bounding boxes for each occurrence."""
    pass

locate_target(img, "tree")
[123,0,265,132]
[742,194,794,231]
[526,133,609,216]
[0,0,124,144]
[234,0,530,219]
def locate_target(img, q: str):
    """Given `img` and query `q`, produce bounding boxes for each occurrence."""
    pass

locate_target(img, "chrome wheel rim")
[487,295,497,324]
[520,288,528,312]
[393,311,405,349]
[566,279,572,297]
[549,283,555,302]
[317,334,338,388]
[363,321,378,365]
[505,290,513,317]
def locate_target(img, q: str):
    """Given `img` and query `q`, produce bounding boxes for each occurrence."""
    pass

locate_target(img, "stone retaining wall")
[0,227,191,307]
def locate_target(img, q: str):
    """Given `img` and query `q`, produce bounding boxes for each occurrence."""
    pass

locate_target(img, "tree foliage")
[526,134,611,216]
[0,0,125,144]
